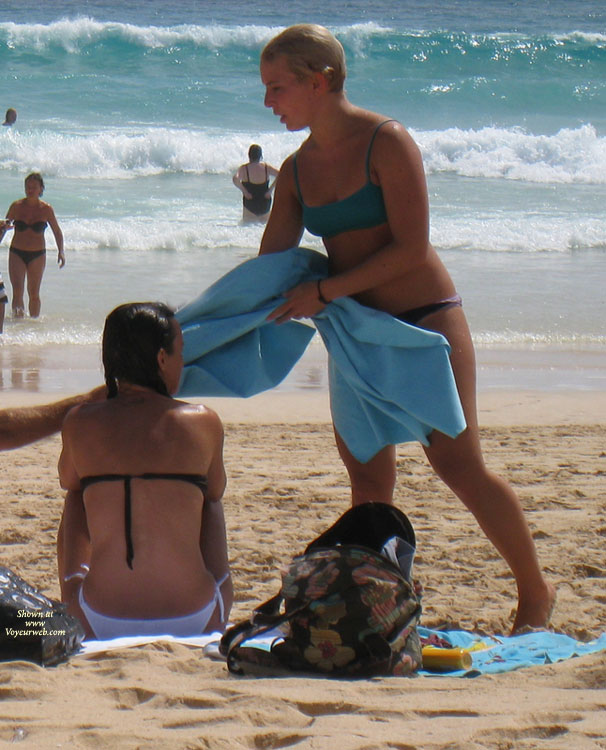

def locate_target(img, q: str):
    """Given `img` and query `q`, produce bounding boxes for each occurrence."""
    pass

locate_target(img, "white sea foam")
[0,128,303,179]
[416,124,606,184]
[2,125,605,185]
[3,19,604,52]
[474,331,606,347]
[430,214,606,253]
[0,19,285,51]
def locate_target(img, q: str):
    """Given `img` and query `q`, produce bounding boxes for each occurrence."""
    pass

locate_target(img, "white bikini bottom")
[78,574,227,640]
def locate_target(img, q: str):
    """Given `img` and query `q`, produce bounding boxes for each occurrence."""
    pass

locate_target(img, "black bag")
[220,503,422,677]
[0,566,85,666]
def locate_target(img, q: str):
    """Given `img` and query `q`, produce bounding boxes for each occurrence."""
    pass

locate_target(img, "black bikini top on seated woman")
[13,219,48,233]
[293,119,396,239]
[80,473,208,569]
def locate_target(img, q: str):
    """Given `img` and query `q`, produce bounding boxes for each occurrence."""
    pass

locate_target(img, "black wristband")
[317,279,330,305]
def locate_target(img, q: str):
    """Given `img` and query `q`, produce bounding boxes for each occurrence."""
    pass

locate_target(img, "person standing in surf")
[232,144,279,223]
[0,172,65,319]
[257,24,555,633]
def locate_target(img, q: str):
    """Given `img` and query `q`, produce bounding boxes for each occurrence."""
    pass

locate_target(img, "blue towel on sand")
[176,247,466,463]
[238,626,606,677]
[418,627,606,677]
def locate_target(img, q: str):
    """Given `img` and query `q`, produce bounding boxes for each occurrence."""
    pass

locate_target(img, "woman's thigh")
[26,255,46,293]
[8,251,26,289]
[416,306,488,481]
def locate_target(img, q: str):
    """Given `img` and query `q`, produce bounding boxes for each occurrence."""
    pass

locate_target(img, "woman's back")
[242,160,269,185]
[59,302,231,637]
[60,390,225,619]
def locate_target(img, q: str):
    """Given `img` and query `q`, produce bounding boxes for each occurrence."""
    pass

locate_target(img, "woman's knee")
[424,430,487,495]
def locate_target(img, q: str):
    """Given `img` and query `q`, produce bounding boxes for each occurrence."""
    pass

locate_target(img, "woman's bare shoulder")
[369,117,423,172]
[8,198,25,213]
[278,151,297,175]
[61,400,107,439]
[171,401,224,430]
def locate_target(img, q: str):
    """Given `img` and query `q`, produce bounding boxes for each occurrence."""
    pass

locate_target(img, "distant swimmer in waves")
[2,108,17,127]
[0,172,65,318]
[232,144,279,223]
[58,302,233,639]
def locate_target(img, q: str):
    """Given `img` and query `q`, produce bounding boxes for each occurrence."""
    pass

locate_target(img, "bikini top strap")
[79,474,135,568]
[80,473,126,489]
[80,472,208,570]
[365,119,398,178]
[80,472,208,492]
[124,476,134,569]
[245,165,250,181]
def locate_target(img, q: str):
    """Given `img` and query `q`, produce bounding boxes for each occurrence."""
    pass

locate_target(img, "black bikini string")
[124,476,134,569]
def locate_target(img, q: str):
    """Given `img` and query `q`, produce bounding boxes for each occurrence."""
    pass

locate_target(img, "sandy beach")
[0,387,604,748]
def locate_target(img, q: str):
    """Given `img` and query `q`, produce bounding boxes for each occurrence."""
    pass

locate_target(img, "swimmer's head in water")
[3,108,16,126]
[248,144,262,162]
[261,24,346,93]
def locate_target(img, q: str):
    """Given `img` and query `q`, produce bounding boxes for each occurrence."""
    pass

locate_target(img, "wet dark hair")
[248,144,262,162]
[25,172,45,196]
[102,302,176,398]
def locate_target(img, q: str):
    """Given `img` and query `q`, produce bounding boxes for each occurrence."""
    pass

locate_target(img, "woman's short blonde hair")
[261,24,346,93]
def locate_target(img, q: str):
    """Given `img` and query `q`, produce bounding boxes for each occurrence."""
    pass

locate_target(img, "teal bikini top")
[293,120,395,238]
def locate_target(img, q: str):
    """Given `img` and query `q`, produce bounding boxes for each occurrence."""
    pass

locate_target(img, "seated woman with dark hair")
[58,302,232,639]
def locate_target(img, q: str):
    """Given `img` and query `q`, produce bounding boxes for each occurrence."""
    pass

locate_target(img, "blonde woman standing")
[258,24,554,634]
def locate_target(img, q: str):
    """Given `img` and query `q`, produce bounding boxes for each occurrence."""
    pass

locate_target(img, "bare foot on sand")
[511,581,557,635]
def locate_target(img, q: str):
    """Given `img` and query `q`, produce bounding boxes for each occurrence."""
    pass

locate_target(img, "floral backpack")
[220,503,422,677]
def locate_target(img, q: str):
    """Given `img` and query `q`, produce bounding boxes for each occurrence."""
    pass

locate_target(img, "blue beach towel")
[417,627,606,677]
[176,247,466,463]
[233,626,606,677]
[78,629,606,678]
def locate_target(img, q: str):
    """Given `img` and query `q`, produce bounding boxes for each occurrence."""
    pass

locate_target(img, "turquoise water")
[0,1,605,392]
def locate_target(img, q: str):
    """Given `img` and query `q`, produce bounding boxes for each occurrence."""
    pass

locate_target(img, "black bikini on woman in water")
[9,219,48,265]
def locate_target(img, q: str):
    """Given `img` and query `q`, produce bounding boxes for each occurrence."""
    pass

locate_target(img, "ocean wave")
[431,213,606,254]
[0,18,283,53]
[474,331,606,348]
[417,124,606,184]
[1,123,604,185]
[56,218,273,253]
[1,321,101,347]
[2,212,595,256]
[3,320,603,351]
[0,128,304,179]
[2,18,604,57]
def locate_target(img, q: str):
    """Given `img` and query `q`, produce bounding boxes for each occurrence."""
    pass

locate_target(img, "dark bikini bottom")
[10,247,46,266]
[396,294,462,326]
